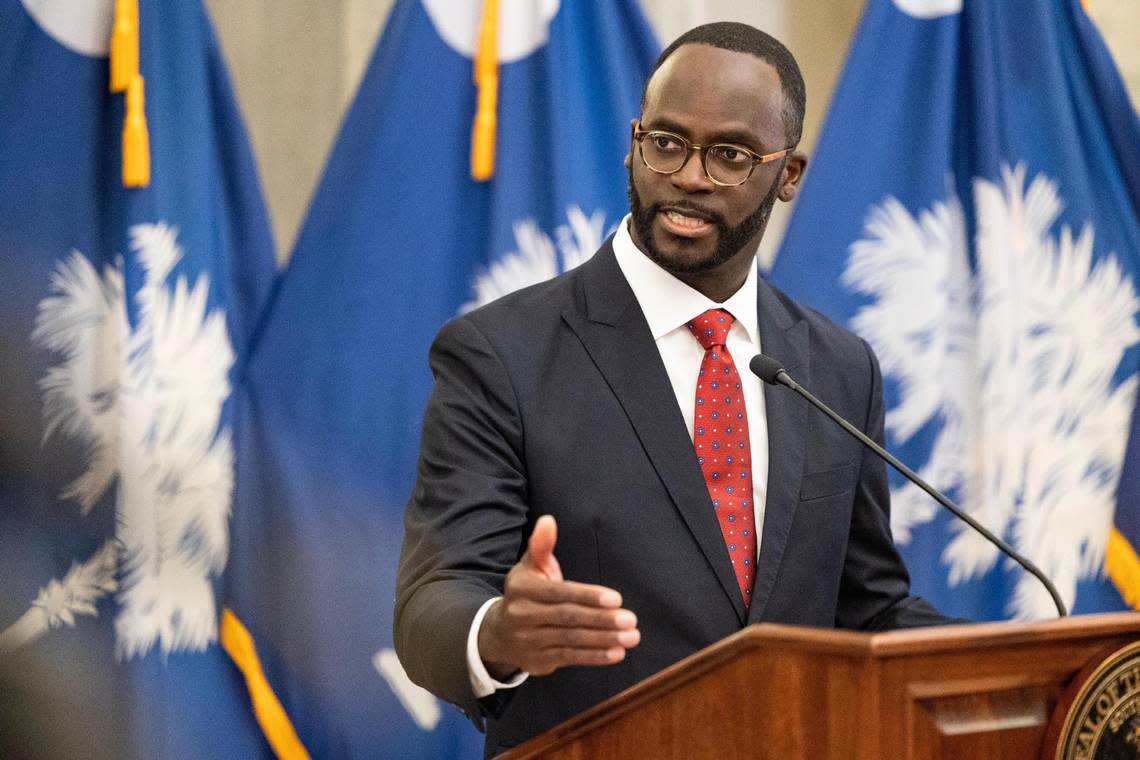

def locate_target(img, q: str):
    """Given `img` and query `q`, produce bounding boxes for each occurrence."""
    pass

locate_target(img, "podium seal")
[1053,640,1140,760]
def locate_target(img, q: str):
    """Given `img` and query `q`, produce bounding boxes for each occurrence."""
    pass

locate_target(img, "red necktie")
[687,309,756,609]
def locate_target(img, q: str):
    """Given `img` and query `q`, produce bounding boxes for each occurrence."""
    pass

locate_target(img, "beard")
[627,163,782,275]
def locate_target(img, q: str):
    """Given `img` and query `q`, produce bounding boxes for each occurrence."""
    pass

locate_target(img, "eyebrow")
[643,117,766,152]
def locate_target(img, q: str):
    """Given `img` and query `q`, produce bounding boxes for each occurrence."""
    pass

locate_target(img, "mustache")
[648,201,725,228]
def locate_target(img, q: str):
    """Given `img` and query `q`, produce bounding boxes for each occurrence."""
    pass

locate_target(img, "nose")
[670,146,715,193]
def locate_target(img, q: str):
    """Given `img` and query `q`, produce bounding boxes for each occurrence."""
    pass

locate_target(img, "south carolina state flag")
[0,0,276,757]
[770,0,1140,621]
[225,1,658,757]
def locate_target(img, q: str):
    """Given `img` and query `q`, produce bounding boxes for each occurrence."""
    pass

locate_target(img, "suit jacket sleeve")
[835,338,959,630]
[393,316,528,720]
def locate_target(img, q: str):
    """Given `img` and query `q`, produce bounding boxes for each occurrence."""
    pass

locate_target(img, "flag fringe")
[1106,527,1140,610]
[221,609,312,760]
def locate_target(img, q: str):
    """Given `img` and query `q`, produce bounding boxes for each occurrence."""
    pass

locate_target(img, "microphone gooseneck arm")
[749,354,1068,618]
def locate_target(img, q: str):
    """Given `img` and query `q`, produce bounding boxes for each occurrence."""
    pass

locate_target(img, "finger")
[521,626,641,650]
[507,573,622,608]
[504,599,637,631]
[524,515,561,581]
[528,646,627,675]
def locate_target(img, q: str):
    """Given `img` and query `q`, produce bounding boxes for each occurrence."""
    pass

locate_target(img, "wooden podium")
[497,612,1140,759]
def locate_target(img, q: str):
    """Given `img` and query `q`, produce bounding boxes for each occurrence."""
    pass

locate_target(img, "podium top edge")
[735,610,1140,657]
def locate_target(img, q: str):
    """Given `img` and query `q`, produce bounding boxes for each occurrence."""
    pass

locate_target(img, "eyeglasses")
[632,127,792,187]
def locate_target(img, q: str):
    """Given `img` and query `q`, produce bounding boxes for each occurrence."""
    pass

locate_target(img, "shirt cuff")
[467,596,529,698]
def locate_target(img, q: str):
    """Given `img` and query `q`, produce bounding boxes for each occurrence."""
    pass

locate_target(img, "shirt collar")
[612,214,760,343]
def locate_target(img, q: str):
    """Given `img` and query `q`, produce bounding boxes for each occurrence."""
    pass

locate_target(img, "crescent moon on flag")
[891,0,962,18]
[424,0,560,63]
[20,0,115,56]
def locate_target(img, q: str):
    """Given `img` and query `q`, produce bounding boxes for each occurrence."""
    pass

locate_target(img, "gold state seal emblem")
[1053,640,1140,760]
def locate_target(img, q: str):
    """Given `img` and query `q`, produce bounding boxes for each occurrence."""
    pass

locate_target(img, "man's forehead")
[642,44,785,138]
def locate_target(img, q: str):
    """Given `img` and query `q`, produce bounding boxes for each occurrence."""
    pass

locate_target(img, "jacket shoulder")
[761,276,875,372]
[439,244,604,346]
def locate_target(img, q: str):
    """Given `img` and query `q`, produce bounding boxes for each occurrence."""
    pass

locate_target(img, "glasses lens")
[705,145,753,186]
[640,132,687,173]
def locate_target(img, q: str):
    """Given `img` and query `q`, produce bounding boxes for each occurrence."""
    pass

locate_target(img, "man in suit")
[395,21,951,755]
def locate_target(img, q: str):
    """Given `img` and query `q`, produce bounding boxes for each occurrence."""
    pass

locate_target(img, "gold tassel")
[109,0,137,93]
[470,0,500,181]
[111,0,148,188]
[122,73,150,187]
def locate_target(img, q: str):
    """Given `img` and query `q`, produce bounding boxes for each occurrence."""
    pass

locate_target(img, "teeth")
[665,210,709,229]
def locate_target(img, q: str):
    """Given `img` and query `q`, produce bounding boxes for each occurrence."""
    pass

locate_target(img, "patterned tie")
[687,309,756,609]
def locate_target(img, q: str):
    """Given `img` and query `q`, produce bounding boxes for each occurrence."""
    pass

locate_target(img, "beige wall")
[203,0,1140,266]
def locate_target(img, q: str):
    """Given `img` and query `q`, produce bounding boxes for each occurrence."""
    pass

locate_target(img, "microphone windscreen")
[749,354,784,385]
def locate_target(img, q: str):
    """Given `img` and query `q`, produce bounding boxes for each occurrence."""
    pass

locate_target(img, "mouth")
[657,207,716,238]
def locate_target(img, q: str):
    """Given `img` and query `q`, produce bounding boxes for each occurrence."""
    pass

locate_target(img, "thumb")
[525,515,562,582]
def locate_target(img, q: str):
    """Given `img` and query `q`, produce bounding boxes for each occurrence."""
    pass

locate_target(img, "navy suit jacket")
[394,239,949,755]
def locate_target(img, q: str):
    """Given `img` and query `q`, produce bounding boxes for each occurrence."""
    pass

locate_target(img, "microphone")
[749,353,1068,618]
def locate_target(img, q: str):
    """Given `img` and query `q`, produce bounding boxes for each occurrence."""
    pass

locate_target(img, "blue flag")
[226,0,658,755]
[0,0,276,757]
[770,0,1140,621]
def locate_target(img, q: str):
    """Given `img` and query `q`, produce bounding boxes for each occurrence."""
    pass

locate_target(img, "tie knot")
[687,309,735,350]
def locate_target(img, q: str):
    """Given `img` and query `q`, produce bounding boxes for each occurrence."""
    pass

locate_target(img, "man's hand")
[478,515,640,679]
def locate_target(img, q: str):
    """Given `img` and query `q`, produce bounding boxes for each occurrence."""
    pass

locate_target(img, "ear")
[777,151,808,203]
[625,118,640,169]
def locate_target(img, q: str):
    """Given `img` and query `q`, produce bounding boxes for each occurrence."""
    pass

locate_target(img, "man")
[395,22,952,756]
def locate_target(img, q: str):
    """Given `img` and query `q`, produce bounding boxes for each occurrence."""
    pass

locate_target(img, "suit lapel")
[748,278,809,623]
[563,242,747,623]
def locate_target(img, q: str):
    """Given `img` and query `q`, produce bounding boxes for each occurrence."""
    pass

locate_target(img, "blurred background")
[205,0,1140,266]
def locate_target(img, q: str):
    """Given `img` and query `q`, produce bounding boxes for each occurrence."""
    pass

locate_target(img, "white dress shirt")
[466,215,769,697]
